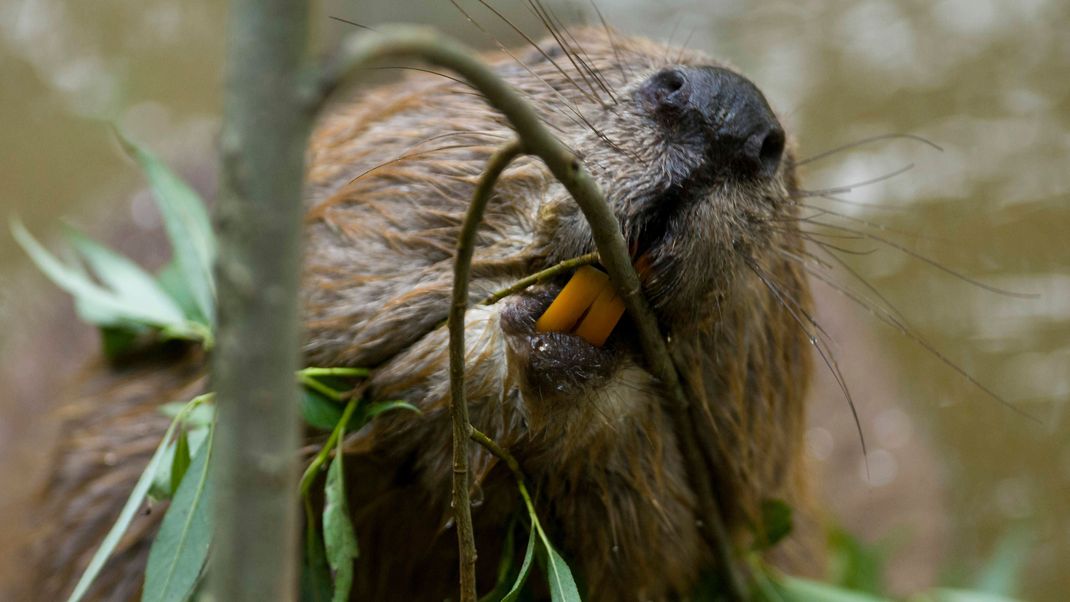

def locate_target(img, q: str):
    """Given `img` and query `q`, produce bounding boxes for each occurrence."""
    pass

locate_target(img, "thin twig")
[449,139,525,602]
[469,427,524,483]
[312,26,748,600]
[480,251,599,305]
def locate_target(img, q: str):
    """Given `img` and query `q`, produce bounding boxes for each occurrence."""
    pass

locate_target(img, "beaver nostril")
[638,68,691,112]
[755,126,785,177]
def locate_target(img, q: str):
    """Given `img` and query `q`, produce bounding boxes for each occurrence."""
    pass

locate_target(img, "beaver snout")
[638,66,785,179]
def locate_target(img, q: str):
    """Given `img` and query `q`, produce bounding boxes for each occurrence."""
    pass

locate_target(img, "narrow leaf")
[754,498,793,550]
[774,576,888,602]
[157,260,202,323]
[158,402,215,428]
[479,518,517,602]
[361,400,420,420]
[301,388,345,432]
[170,429,192,496]
[65,396,208,602]
[972,528,1030,596]
[100,326,142,359]
[62,225,188,326]
[500,524,537,602]
[518,483,580,602]
[350,400,421,432]
[301,523,334,602]
[116,132,216,324]
[142,423,215,602]
[12,219,196,333]
[323,440,358,602]
[926,589,1024,602]
[541,538,581,602]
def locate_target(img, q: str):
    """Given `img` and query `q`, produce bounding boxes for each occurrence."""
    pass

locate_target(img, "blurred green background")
[1,0,1066,599]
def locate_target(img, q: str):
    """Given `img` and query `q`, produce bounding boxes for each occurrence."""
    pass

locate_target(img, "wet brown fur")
[30,28,815,601]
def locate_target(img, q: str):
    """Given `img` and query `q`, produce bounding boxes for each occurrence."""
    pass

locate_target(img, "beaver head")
[301,26,812,599]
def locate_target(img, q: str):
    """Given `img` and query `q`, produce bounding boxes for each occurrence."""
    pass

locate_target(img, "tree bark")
[210,1,311,599]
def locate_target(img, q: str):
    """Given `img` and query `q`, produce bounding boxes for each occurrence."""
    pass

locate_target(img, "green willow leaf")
[157,260,202,323]
[351,400,420,431]
[500,524,537,602]
[301,388,345,431]
[517,482,580,602]
[12,219,198,336]
[542,538,581,602]
[479,519,517,602]
[64,395,209,602]
[773,575,888,602]
[143,423,215,602]
[924,589,1024,602]
[116,131,216,325]
[755,498,793,551]
[323,439,358,602]
[62,225,188,325]
[972,528,1030,596]
[300,524,334,602]
[169,429,192,496]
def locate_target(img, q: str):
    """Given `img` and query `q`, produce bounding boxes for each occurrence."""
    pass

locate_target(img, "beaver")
[32,26,822,601]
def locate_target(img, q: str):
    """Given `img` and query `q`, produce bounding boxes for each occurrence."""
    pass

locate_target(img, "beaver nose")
[638,66,785,178]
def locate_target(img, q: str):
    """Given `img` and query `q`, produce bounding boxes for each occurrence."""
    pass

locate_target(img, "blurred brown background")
[1,0,1066,599]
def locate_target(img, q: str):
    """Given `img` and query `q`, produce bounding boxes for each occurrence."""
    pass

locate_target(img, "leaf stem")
[298,374,345,402]
[297,367,370,378]
[300,397,360,499]
[480,252,599,305]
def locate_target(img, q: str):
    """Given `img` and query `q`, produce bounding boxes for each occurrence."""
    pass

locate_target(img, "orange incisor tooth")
[534,265,625,347]
[572,285,626,347]
[535,265,608,333]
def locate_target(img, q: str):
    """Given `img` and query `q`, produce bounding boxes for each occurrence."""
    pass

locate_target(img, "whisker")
[531,0,618,105]
[806,244,913,326]
[673,26,698,64]
[807,192,909,213]
[587,0,631,81]
[796,228,866,241]
[475,0,603,107]
[662,18,682,64]
[801,235,878,256]
[748,261,868,463]
[527,0,607,106]
[793,255,1040,423]
[808,220,1038,298]
[797,163,915,197]
[792,133,943,167]
[365,65,479,90]
[777,242,913,329]
[328,15,376,31]
[451,0,627,157]
[547,2,620,104]
[798,201,943,243]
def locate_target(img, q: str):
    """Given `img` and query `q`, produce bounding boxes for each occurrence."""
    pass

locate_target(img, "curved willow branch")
[448,139,524,600]
[310,26,746,600]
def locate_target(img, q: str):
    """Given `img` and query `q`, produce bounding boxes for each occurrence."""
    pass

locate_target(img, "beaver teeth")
[534,265,625,347]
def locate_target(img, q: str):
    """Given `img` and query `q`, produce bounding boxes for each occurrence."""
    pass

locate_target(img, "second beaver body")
[33,27,818,601]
